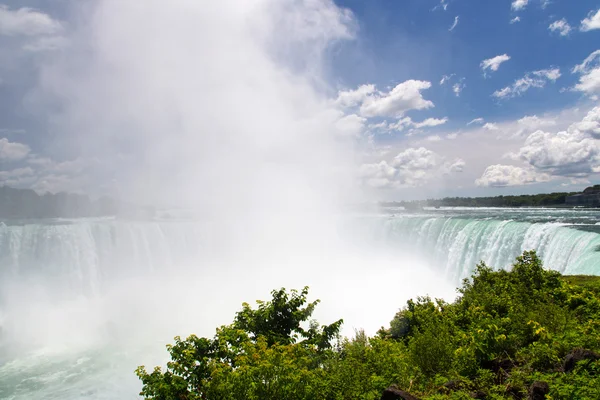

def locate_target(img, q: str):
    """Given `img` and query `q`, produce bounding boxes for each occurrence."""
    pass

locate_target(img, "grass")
[561,275,600,292]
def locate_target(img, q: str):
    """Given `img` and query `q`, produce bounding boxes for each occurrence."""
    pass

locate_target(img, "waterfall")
[379,215,600,282]
[0,218,207,301]
[1,213,599,399]
[1,214,598,300]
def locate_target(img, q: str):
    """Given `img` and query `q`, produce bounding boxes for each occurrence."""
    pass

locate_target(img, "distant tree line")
[0,186,120,218]
[381,191,579,209]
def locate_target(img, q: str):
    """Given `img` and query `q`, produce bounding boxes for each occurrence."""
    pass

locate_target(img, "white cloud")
[511,0,528,11]
[548,19,572,36]
[581,9,600,32]
[507,114,558,139]
[439,74,454,85]
[481,54,511,74]
[517,115,556,132]
[360,147,448,189]
[508,108,600,178]
[0,5,62,36]
[425,135,442,142]
[476,164,549,187]
[387,116,448,133]
[510,16,521,24]
[334,113,366,137]
[449,16,459,32]
[453,81,465,96]
[568,107,600,138]
[358,161,398,189]
[493,68,561,99]
[572,50,600,74]
[335,84,376,108]
[0,138,30,161]
[446,132,459,139]
[433,0,449,12]
[448,158,465,173]
[467,118,484,126]
[359,80,434,118]
[413,117,448,129]
[572,50,600,95]
[392,147,439,171]
[0,167,34,181]
[483,123,499,131]
[518,129,600,176]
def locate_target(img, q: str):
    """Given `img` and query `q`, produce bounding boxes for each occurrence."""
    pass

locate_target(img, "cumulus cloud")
[449,16,459,32]
[481,54,511,75]
[392,147,438,170]
[493,68,561,99]
[512,115,557,137]
[358,161,398,189]
[572,50,600,95]
[518,129,600,176]
[359,147,458,189]
[335,84,376,108]
[581,9,600,32]
[476,164,549,187]
[358,80,434,118]
[0,137,30,161]
[467,118,484,126]
[483,123,499,131]
[548,19,572,36]
[0,5,62,36]
[568,107,600,138]
[503,108,600,179]
[510,16,521,24]
[511,0,528,11]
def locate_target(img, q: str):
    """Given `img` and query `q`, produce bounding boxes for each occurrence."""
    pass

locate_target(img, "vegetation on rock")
[137,251,600,399]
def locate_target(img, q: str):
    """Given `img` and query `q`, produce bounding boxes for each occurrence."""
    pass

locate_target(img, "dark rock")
[443,380,461,391]
[562,348,600,372]
[381,385,420,400]
[506,384,525,399]
[482,358,514,374]
[528,381,549,400]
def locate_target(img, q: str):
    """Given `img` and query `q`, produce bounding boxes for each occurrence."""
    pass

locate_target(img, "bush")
[137,252,600,399]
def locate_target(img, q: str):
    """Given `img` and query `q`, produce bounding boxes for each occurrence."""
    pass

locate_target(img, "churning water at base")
[1,208,600,399]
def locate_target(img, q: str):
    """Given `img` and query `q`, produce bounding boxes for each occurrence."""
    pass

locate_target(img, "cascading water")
[1,210,600,303]
[379,214,600,282]
[1,209,600,399]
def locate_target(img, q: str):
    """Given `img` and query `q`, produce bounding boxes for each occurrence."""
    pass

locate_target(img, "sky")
[0,0,600,201]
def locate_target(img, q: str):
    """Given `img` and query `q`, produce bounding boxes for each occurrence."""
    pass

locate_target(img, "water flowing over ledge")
[378,214,600,282]
[1,208,599,298]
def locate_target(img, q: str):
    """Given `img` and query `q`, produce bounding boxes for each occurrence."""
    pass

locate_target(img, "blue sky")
[0,0,600,200]
[331,0,598,127]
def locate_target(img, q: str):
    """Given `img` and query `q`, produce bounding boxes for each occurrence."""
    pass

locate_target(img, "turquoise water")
[1,208,600,399]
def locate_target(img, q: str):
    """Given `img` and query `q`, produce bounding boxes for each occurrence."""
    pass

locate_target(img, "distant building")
[566,185,600,206]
